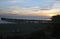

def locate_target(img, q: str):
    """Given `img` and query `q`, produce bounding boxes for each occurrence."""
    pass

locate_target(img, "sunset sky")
[0,0,60,17]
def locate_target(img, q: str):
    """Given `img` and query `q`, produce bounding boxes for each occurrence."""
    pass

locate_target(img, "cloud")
[0,0,60,16]
[7,5,59,16]
[9,0,32,3]
[0,8,11,14]
[51,0,60,9]
[0,5,59,16]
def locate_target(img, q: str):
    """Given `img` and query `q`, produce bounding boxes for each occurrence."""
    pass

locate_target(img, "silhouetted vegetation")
[51,15,60,38]
[0,23,53,39]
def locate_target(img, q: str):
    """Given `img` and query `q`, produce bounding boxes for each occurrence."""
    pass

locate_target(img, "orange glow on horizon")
[48,14,57,17]
[13,13,57,17]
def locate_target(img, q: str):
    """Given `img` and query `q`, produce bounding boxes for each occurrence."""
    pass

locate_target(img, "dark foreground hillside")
[0,23,56,39]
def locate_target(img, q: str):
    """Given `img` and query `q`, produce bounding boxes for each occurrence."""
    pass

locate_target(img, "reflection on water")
[0,15,51,24]
[2,15,51,20]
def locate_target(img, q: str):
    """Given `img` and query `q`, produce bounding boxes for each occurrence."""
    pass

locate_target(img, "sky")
[0,0,60,17]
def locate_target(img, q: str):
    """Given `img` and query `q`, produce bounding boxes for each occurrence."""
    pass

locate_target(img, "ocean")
[0,15,51,23]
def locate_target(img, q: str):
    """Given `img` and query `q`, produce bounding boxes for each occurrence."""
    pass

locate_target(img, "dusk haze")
[0,0,60,39]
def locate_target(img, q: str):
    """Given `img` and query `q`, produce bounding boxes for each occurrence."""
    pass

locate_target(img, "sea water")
[0,15,51,23]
